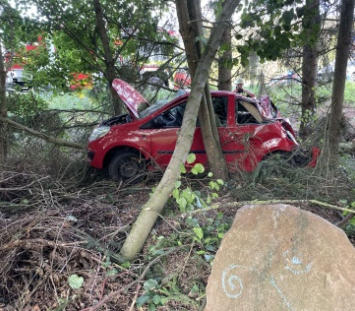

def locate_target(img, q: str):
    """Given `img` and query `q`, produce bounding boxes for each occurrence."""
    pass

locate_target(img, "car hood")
[112,78,149,118]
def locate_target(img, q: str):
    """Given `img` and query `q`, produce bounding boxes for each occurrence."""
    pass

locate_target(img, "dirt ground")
[1,169,354,311]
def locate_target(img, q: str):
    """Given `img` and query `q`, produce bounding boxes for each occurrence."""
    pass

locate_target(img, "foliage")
[137,155,229,310]
[17,0,179,92]
[0,1,41,51]
[236,0,321,66]
[6,91,64,134]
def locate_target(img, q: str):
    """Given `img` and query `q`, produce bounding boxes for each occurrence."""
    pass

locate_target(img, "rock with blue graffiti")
[204,204,355,311]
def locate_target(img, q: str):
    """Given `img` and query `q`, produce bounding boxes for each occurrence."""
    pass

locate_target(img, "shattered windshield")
[138,89,189,119]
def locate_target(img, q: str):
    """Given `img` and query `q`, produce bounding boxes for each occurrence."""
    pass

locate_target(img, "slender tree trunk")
[299,0,320,140]
[0,43,7,164]
[119,0,241,261]
[93,0,123,115]
[176,0,228,180]
[218,25,232,91]
[324,0,355,169]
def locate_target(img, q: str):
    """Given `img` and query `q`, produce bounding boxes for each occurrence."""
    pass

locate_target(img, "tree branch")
[182,199,355,217]
[0,117,84,150]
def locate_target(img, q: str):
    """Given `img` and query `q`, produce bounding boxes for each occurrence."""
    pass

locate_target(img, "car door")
[219,97,266,172]
[141,101,205,168]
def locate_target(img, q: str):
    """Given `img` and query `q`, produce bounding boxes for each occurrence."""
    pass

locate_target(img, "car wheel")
[109,151,145,182]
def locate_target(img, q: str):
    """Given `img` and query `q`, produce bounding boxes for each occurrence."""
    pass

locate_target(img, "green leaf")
[136,295,151,307]
[175,180,182,189]
[153,295,161,304]
[177,197,187,212]
[172,188,180,199]
[122,261,131,269]
[144,279,159,291]
[207,172,213,177]
[206,244,215,251]
[193,227,204,240]
[216,179,224,185]
[68,274,84,289]
[180,164,186,174]
[187,153,196,164]
[182,189,195,203]
[204,254,214,262]
[193,163,205,174]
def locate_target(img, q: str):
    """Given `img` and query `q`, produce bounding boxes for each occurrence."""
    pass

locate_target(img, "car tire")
[109,151,145,182]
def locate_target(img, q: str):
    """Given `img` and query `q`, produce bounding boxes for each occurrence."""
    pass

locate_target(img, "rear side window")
[236,100,263,124]
[212,96,228,126]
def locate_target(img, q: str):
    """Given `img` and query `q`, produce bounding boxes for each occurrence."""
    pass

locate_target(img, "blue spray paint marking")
[269,276,295,311]
[222,265,250,298]
[283,250,313,275]
[221,249,314,310]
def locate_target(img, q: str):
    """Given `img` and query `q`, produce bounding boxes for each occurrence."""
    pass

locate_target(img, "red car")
[88,79,318,181]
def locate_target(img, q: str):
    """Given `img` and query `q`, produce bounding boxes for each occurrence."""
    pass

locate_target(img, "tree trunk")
[218,25,232,91]
[299,0,320,140]
[93,0,123,115]
[119,0,241,261]
[176,0,228,180]
[0,43,7,164]
[324,0,355,169]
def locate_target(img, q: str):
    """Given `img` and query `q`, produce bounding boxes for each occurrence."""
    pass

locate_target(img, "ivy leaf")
[68,274,84,289]
[177,197,187,212]
[136,295,151,307]
[187,153,196,164]
[180,164,186,174]
[144,279,159,291]
[153,295,161,304]
[172,188,180,199]
[192,163,205,174]
[193,227,204,240]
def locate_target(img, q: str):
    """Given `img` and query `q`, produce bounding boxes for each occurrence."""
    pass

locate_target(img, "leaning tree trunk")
[0,43,7,164]
[299,0,320,140]
[119,0,241,261]
[324,0,355,169]
[176,0,228,180]
[93,0,124,115]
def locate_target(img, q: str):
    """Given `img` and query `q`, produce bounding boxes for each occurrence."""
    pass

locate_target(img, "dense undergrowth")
[1,84,355,310]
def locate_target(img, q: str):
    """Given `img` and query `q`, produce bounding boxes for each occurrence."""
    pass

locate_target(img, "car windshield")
[138,99,170,118]
[138,89,189,119]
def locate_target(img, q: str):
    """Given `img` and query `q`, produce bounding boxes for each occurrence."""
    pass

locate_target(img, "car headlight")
[89,125,110,142]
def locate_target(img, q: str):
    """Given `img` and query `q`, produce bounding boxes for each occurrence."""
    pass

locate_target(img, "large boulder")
[205,204,355,311]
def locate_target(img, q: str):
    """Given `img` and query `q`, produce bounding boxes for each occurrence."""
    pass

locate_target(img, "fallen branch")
[335,212,355,228]
[0,117,84,150]
[181,199,355,217]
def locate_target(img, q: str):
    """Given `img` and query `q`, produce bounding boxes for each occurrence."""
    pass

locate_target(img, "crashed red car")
[87,79,319,181]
